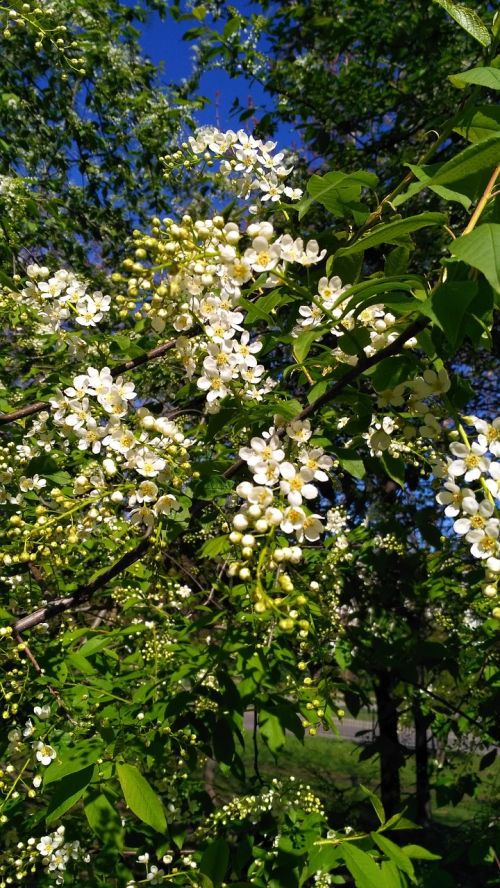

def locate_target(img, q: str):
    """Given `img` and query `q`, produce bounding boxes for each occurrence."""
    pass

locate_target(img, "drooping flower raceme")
[436,417,500,581]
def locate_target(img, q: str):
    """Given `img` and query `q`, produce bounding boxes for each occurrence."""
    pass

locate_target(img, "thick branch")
[0,339,176,426]
[13,536,150,633]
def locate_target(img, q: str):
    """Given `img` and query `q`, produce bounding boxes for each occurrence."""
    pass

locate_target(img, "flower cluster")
[293,275,417,365]
[126,211,326,412]
[436,417,500,584]
[234,418,331,547]
[226,418,333,624]
[199,776,323,832]
[11,265,111,334]
[187,125,303,204]
[0,825,89,886]
[46,366,191,531]
[363,368,451,457]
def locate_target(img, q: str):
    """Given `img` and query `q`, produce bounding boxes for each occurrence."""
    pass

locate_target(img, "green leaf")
[307,170,378,221]
[384,246,410,277]
[379,860,406,888]
[46,765,94,824]
[259,711,286,753]
[402,844,441,861]
[192,5,207,20]
[223,17,240,38]
[200,838,230,886]
[454,105,500,144]
[369,356,418,392]
[479,748,497,771]
[327,250,364,285]
[420,280,478,345]
[116,762,167,833]
[400,162,474,209]
[84,790,124,849]
[450,225,500,293]
[433,0,491,46]
[336,449,366,479]
[0,269,15,289]
[383,814,419,831]
[334,213,446,256]
[360,785,385,825]
[425,136,500,188]
[44,739,105,785]
[240,289,287,323]
[380,453,405,487]
[342,843,385,888]
[371,833,416,882]
[193,474,234,499]
[199,535,231,559]
[449,66,500,90]
[293,328,328,363]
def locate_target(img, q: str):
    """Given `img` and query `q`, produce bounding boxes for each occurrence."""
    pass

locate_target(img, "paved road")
[242,711,488,753]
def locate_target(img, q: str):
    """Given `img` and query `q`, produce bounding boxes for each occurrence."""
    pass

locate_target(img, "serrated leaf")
[199,535,231,559]
[369,356,418,392]
[371,833,416,882]
[259,711,286,753]
[84,790,124,849]
[337,452,366,479]
[334,213,446,256]
[420,280,478,345]
[402,844,441,860]
[433,0,491,46]
[399,162,474,209]
[425,136,500,188]
[384,246,410,276]
[449,66,500,90]
[360,785,386,825]
[454,105,500,144]
[307,170,378,221]
[116,762,167,833]
[44,739,104,785]
[383,814,419,831]
[293,328,327,363]
[46,765,94,824]
[450,224,500,293]
[342,843,385,888]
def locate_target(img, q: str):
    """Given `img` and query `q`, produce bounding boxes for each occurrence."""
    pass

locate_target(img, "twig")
[462,163,500,236]
[13,630,77,724]
[223,316,428,480]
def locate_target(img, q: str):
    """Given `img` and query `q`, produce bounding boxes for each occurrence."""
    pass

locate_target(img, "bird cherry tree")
[0,1,499,886]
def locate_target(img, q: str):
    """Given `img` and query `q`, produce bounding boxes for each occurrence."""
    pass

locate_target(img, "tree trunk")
[374,669,402,817]
[413,693,431,824]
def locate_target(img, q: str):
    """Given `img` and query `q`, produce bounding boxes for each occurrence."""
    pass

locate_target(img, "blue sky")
[125,1,296,146]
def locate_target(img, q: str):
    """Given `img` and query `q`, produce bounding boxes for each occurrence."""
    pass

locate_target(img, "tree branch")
[13,536,150,633]
[0,339,176,426]
[9,317,427,630]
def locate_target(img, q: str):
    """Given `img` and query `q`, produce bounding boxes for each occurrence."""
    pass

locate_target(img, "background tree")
[0,0,202,274]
